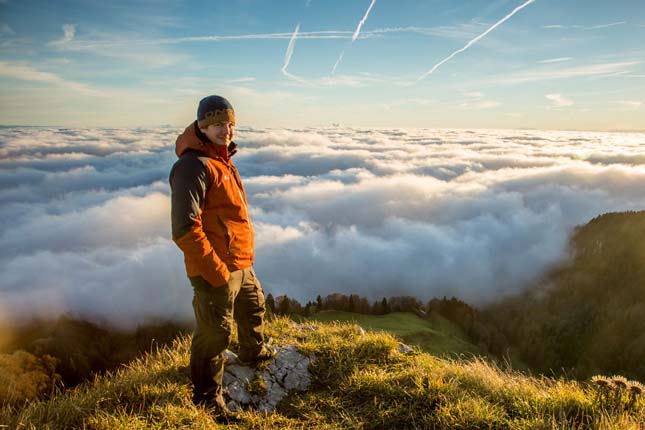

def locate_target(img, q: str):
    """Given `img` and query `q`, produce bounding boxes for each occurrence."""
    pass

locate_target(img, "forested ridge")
[482,210,645,380]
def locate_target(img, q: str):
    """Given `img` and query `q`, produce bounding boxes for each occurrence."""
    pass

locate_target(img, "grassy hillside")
[3,317,643,430]
[306,310,482,357]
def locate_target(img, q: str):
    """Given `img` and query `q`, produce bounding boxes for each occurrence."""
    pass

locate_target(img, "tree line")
[266,292,424,317]
[265,291,510,356]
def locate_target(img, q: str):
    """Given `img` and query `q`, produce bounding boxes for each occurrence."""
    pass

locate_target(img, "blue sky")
[0,0,644,130]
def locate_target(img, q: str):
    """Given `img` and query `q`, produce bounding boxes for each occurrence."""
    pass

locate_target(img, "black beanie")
[197,95,236,129]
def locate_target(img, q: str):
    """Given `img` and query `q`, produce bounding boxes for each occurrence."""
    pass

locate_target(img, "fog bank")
[1,126,644,327]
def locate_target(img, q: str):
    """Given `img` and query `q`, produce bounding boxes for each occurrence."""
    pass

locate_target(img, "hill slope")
[307,310,482,357]
[483,211,645,380]
[3,317,643,430]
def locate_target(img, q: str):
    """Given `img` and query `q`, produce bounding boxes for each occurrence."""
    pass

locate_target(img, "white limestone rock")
[221,344,312,413]
[397,342,414,354]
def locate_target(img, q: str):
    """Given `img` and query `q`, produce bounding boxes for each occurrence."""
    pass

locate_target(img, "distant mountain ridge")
[483,210,645,380]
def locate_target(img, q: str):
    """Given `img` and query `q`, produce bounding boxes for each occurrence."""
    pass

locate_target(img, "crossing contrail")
[282,23,300,73]
[281,23,309,84]
[331,50,346,75]
[332,0,377,74]
[416,0,537,83]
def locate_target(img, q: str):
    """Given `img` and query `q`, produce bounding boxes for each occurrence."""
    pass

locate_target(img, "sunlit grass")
[2,316,643,429]
[307,310,482,357]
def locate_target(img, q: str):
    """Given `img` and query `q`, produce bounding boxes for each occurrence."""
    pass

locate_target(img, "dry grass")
[2,317,643,430]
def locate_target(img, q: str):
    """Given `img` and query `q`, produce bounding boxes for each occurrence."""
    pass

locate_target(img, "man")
[169,95,272,421]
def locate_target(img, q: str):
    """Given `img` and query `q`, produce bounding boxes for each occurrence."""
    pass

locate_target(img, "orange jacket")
[169,122,254,288]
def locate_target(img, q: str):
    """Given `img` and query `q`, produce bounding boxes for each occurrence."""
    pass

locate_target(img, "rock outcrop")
[221,324,412,412]
[222,345,312,413]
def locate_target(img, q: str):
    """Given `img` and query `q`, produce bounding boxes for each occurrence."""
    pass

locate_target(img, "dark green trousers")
[189,267,266,403]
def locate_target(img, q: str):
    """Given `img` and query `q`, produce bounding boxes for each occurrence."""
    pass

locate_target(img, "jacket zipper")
[229,164,251,221]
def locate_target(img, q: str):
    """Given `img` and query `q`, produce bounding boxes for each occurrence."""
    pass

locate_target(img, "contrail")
[352,0,377,42]
[332,0,377,74]
[282,23,300,73]
[331,50,345,74]
[585,21,626,30]
[281,23,309,84]
[416,0,537,83]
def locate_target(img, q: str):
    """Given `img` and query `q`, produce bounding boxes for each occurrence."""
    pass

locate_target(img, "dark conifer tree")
[266,293,275,315]
[381,297,390,315]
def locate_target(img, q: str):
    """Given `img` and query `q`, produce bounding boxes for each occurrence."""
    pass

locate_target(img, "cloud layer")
[1,126,644,327]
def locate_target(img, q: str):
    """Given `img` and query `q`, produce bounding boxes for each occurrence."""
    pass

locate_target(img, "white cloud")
[611,100,642,110]
[545,93,573,108]
[0,62,179,115]
[62,24,76,42]
[1,126,645,326]
[0,241,190,327]
[537,57,572,64]
[0,23,15,35]
[48,25,189,67]
[0,61,109,97]
[0,61,62,83]
[542,22,627,31]
[316,73,386,87]
[489,61,640,85]
[460,100,501,110]
[48,24,76,47]
[227,77,256,84]
[465,92,484,98]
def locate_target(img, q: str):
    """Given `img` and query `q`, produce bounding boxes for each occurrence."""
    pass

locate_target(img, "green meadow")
[305,310,482,357]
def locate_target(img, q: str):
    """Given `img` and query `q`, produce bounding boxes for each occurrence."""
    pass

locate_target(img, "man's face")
[202,121,235,147]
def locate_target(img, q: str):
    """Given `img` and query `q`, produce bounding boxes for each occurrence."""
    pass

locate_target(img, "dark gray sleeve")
[169,155,210,240]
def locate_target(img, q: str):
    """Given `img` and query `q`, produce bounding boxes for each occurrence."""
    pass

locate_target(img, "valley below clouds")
[1,126,644,327]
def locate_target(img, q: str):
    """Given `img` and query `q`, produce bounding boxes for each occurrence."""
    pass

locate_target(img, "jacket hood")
[175,121,238,159]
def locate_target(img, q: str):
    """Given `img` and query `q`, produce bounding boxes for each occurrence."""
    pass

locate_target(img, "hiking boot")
[211,405,242,424]
[238,344,276,367]
[194,396,242,423]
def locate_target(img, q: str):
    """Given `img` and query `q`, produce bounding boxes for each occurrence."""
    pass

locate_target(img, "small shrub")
[590,374,645,414]
[0,350,60,406]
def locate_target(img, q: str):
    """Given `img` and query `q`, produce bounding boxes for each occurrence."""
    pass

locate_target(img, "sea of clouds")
[1,125,644,327]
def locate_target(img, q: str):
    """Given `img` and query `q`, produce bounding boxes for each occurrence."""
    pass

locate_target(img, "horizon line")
[1,123,643,134]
